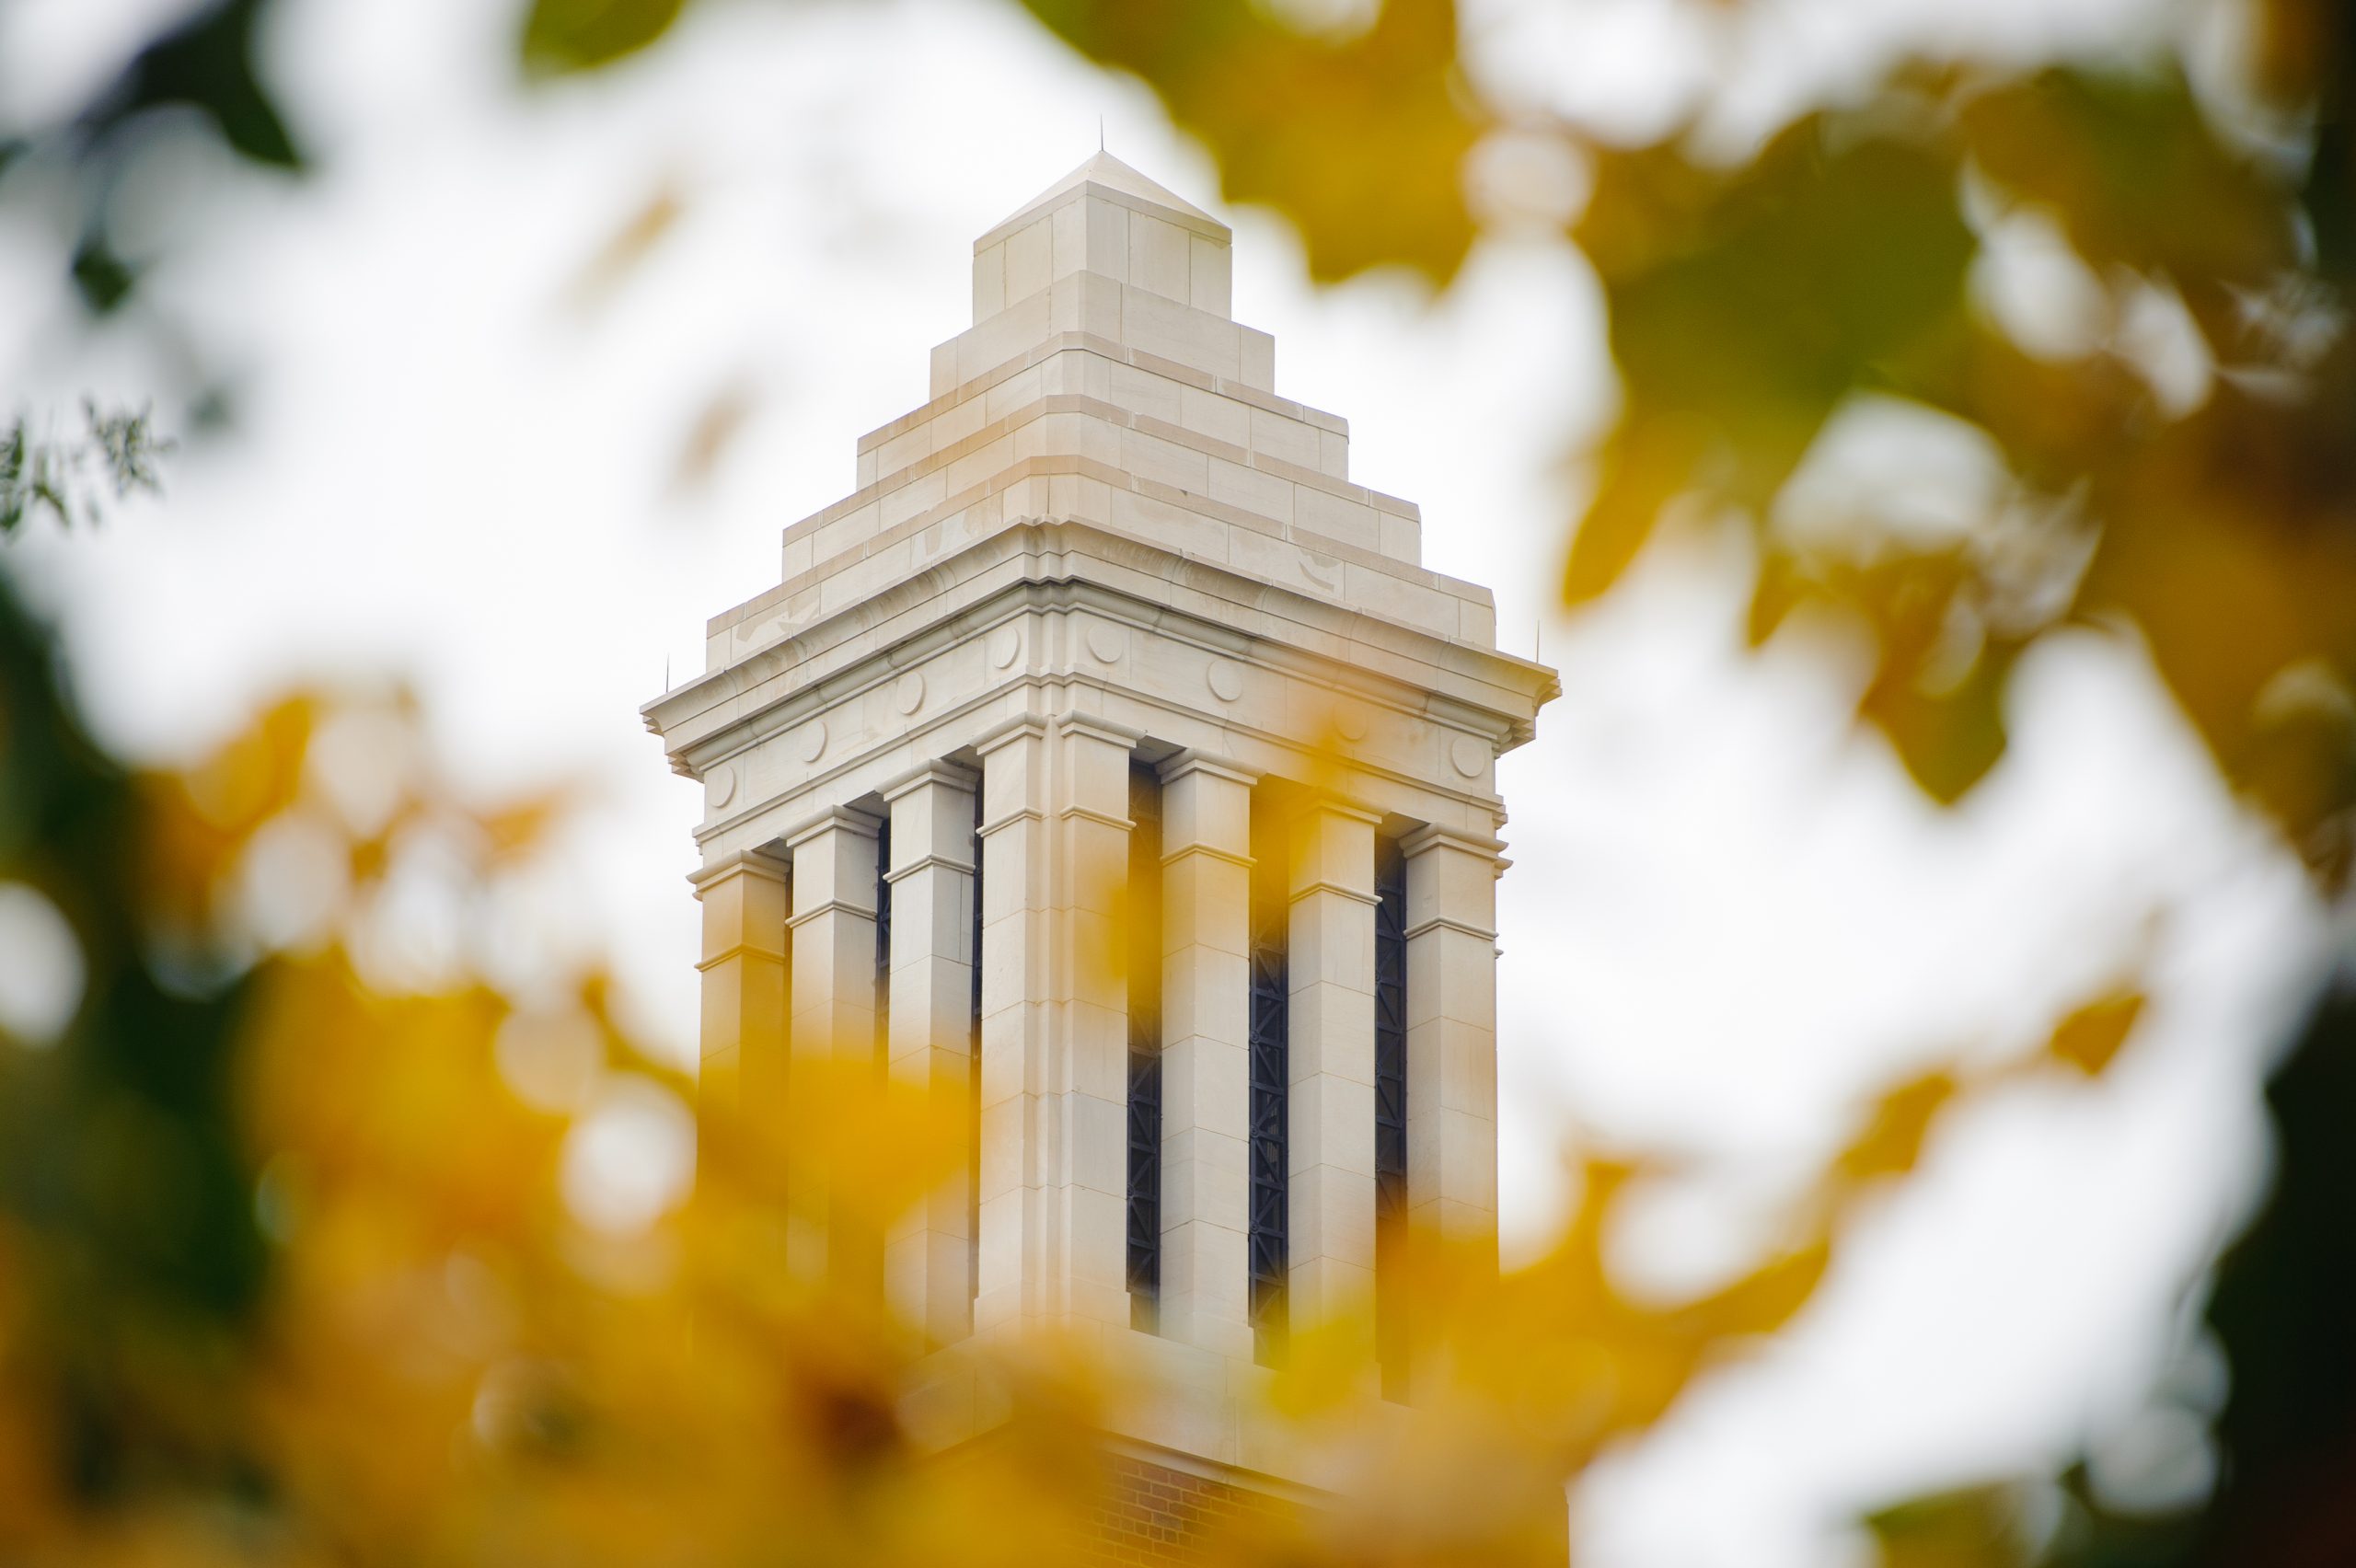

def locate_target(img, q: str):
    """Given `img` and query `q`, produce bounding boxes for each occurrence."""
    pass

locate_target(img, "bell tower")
[645,152,1555,1507]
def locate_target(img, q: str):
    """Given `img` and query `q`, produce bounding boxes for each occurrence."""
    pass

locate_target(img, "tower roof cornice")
[976,151,1229,251]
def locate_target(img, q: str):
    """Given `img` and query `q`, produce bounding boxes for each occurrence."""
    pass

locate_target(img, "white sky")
[0,0,2328,1563]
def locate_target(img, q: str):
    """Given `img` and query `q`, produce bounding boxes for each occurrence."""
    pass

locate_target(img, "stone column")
[1155,752,1258,1359]
[1048,715,1137,1332]
[1400,824,1502,1260]
[1286,801,1380,1355]
[691,850,791,1173]
[975,719,1049,1338]
[786,805,884,1286]
[883,762,980,1346]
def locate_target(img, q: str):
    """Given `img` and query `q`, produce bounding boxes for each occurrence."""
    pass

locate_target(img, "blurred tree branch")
[0,404,175,533]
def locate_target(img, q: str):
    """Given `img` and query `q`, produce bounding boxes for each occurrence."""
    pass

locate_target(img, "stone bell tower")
[644,153,1556,1515]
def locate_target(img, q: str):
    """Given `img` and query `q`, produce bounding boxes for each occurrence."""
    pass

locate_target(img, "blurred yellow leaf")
[2045,989,2144,1078]
[565,180,687,317]
[1835,1069,1960,1186]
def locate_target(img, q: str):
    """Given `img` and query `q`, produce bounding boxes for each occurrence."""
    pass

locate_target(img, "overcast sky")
[0,0,2327,1562]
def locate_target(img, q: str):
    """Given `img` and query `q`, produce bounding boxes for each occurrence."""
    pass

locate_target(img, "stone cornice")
[644,523,1555,777]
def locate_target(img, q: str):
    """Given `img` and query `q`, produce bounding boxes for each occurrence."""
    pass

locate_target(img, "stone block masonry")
[644,151,1558,1521]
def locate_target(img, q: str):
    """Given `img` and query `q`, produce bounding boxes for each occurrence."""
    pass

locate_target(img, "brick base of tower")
[1088,1448,1305,1566]
[1075,1438,1570,1565]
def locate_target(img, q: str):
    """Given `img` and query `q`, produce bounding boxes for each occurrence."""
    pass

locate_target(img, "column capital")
[972,713,1049,758]
[1056,711,1143,749]
[1397,823,1507,862]
[880,759,980,803]
[687,847,791,892]
[783,803,885,850]
[1157,748,1260,789]
[1288,797,1380,907]
[1284,794,1384,827]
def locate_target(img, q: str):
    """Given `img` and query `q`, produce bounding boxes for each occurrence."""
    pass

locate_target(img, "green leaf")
[70,235,139,316]
[84,0,304,170]
[519,0,698,77]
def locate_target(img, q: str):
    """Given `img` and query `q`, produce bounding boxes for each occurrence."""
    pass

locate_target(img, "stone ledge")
[832,380,1380,552]
[860,332,1347,457]
[717,454,1472,647]
[687,524,1535,743]
[651,526,1557,819]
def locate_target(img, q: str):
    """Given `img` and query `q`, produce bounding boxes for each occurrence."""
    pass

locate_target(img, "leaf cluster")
[0,404,175,534]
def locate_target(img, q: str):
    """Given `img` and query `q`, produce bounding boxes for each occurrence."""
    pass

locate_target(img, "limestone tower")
[643,154,1557,1528]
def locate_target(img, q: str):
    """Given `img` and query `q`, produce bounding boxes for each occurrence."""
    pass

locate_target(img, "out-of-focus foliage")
[0,548,2150,1562]
[519,0,698,78]
[1008,0,1483,282]
[1008,1,2356,890]
[0,0,302,320]
[1862,983,2356,1568]
[1,405,175,533]
[493,0,2356,875]
[1572,54,2356,869]
[0,567,1118,1565]
[78,0,300,170]
[12,0,2353,867]
[512,0,2356,1560]
[10,0,2356,1561]
[514,0,1483,280]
